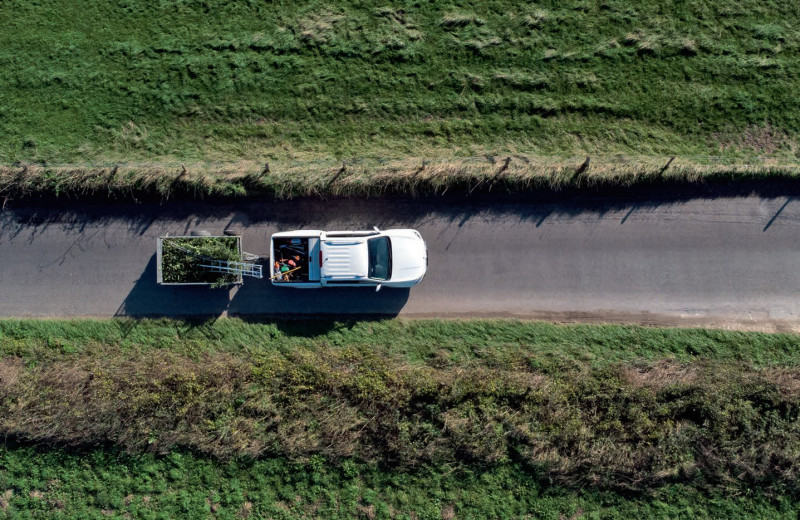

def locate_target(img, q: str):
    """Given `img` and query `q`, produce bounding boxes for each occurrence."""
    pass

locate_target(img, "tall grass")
[1,0,799,164]
[2,155,798,202]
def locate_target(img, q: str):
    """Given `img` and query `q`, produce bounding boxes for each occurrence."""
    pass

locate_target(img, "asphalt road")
[1,190,799,330]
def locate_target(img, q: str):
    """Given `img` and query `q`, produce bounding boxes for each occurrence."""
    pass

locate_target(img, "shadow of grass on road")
[5,176,800,243]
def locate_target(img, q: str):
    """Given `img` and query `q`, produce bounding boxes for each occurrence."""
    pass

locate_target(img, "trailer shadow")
[114,255,233,317]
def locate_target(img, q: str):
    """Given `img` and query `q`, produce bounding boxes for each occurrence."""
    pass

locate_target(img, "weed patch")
[1,446,796,519]
[1,318,800,497]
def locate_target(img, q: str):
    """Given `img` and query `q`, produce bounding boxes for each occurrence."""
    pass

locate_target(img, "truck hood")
[389,234,427,283]
[320,239,368,279]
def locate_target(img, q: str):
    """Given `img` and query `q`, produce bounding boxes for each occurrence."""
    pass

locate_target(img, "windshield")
[367,237,392,280]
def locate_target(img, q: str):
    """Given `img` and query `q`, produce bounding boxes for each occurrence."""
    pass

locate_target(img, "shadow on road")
[228,272,410,317]
[114,255,232,317]
[763,196,793,232]
[5,177,800,320]
[114,255,410,318]
[4,177,800,243]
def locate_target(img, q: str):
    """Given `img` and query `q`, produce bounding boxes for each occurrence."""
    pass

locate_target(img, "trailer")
[156,234,262,286]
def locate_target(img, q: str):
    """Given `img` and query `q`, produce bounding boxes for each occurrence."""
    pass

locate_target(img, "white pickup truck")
[270,228,427,289]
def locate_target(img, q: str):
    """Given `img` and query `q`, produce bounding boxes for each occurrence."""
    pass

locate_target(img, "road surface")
[0,190,798,331]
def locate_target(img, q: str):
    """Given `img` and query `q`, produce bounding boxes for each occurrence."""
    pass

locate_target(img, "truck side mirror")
[375,284,382,292]
[373,226,380,232]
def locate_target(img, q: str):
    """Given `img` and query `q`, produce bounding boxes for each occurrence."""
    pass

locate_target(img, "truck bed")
[271,235,321,284]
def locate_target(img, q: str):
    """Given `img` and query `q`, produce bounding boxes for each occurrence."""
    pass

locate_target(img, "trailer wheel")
[190,230,212,237]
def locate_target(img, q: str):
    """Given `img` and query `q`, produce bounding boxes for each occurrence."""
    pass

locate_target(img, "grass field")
[2,317,800,517]
[1,445,797,519]
[2,0,799,165]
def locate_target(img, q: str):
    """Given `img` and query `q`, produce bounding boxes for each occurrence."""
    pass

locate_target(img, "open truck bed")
[270,231,322,286]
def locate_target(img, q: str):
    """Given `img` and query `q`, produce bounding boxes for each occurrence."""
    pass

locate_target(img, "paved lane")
[0,192,798,330]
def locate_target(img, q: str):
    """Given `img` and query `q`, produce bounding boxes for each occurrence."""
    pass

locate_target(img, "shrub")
[160,237,240,285]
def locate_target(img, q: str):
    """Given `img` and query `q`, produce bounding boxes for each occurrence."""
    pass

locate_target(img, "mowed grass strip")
[1,318,799,367]
[1,0,799,163]
[1,318,800,497]
[0,446,797,519]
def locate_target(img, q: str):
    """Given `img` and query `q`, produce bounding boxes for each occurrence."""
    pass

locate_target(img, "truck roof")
[320,238,369,280]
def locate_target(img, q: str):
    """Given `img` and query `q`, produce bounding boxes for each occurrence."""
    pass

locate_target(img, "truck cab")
[270,229,427,289]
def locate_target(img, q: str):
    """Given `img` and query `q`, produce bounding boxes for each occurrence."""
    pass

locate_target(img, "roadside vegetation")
[1,444,796,519]
[2,156,799,203]
[2,317,800,517]
[1,0,799,200]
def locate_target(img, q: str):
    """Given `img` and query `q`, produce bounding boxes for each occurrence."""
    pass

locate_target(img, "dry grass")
[714,123,798,155]
[766,368,800,399]
[1,155,799,203]
[620,360,699,390]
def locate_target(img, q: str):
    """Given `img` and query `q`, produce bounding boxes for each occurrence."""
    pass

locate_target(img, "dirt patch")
[0,358,22,391]
[0,490,12,511]
[407,310,800,334]
[441,504,456,519]
[766,368,800,399]
[714,123,797,155]
[238,500,253,518]
[621,360,698,390]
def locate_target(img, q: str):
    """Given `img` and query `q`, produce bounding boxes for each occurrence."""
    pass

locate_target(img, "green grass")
[1,0,799,164]
[1,446,797,520]
[2,318,800,501]
[1,318,798,368]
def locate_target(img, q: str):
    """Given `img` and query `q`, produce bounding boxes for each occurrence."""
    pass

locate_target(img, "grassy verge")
[2,156,800,203]
[1,445,796,519]
[3,318,799,367]
[2,1,799,164]
[2,318,800,500]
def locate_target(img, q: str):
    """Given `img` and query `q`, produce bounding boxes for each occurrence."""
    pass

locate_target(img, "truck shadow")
[228,271,410,317]
[115,256,409,318]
